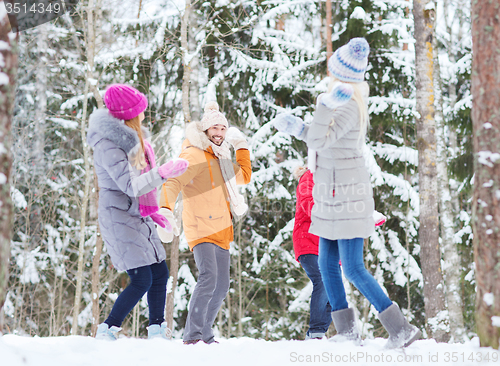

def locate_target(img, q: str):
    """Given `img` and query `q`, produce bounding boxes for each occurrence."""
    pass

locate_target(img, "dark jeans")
[183,242,230,344]
[105,260,169,327]
[298,254,332,335]
[318,237,392,313]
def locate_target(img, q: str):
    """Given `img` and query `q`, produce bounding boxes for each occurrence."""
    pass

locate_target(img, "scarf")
[139,140,159,217]
[210,140,248,217]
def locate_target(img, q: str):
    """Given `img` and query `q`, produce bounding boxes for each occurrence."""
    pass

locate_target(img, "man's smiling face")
[206,124,227,146]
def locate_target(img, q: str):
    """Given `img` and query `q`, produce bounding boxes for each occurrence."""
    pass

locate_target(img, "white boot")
[95,323,121,341]
[147,322,172,340]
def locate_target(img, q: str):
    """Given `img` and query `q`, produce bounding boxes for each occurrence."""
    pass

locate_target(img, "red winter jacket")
[293,170,320,261]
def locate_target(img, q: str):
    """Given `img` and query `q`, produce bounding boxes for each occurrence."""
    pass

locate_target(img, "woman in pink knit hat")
[87,84,189,340]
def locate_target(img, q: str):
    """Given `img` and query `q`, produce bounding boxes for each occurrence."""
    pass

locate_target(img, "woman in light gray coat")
[88,84,188,340]
[273,38,420,349]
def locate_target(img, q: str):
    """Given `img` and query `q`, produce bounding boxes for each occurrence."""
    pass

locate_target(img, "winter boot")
[305,331,325,340]
[147,322,172,340]
[95,323,121,341]
[183,339,201,345]
[377,303,421,349]
[330,308,361,345]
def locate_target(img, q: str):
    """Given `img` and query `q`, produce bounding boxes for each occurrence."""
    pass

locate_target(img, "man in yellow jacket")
[158,101,251,344]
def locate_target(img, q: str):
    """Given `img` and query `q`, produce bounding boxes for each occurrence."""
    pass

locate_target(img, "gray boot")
[330,308,361,345]
[378,303,421,349]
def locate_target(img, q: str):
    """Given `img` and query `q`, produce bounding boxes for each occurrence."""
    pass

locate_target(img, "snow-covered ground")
[1,334,499,366]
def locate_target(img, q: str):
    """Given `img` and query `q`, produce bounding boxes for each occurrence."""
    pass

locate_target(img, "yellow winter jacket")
[159,122,251,250]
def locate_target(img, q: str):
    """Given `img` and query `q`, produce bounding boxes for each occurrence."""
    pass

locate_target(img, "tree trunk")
[72,78,92,336]
[471,0,500,350]
[237,219,243,337]
[189,4,200,121]
[72,0,98,335]
[0,12,18,317]
[325,0,332,74]
[164,0,193,333]
[181,0,192,124]
[87,0,104,338]
[165,236,179,332]
[90,179,103,337]
[412,0,449,342]
[90,167,103,338]
[34,24,47,161]
[434,38,465,342]
[443,0,465,216]
[165,200,182,333]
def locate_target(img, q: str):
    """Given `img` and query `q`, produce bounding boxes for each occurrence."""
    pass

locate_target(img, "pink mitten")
[158,158,189,179]
[150,212,173,232]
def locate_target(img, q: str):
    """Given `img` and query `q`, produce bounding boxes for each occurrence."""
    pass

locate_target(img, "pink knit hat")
[201,101,228,131]
[104,84,148,120]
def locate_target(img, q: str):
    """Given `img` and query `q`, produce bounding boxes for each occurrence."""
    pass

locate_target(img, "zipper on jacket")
[204,150,216,189]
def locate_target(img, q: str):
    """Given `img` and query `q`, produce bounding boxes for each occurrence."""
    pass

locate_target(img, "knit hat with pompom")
[201,101,229,131]
[328,38,370,83]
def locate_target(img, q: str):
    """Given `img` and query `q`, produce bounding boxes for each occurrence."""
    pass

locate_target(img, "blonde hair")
[293,166,308,180]
[125,115,147,170]
[328,76,370,142]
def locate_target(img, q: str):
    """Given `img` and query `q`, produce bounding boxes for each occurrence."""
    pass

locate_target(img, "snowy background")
[1,0,484,362]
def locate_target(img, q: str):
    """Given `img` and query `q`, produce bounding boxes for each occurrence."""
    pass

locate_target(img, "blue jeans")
[105,260,169,327]
[318,237,392,313]
[298,254,332,335]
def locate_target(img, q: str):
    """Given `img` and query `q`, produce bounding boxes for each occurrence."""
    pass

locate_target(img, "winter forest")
[0,0,499,358]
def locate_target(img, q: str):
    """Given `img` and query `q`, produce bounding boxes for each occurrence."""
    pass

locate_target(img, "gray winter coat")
[87,109,167,272]
[298,97,375,240]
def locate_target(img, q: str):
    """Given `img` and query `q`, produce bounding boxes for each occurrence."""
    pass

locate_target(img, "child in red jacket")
[293,166,332,339]
[293,166,386,340]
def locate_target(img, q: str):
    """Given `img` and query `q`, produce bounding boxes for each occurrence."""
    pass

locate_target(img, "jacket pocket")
[195,209,231,238]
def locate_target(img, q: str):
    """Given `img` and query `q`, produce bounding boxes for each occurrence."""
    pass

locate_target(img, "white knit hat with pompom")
[201,101,229,131]
[328,37,370,83]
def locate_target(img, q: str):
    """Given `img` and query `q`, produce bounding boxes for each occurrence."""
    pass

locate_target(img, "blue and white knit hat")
[328,38,370,83]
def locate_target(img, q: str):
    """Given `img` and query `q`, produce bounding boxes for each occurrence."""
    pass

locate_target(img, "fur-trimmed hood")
[184,121,230,152]
[87,109,142,155]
